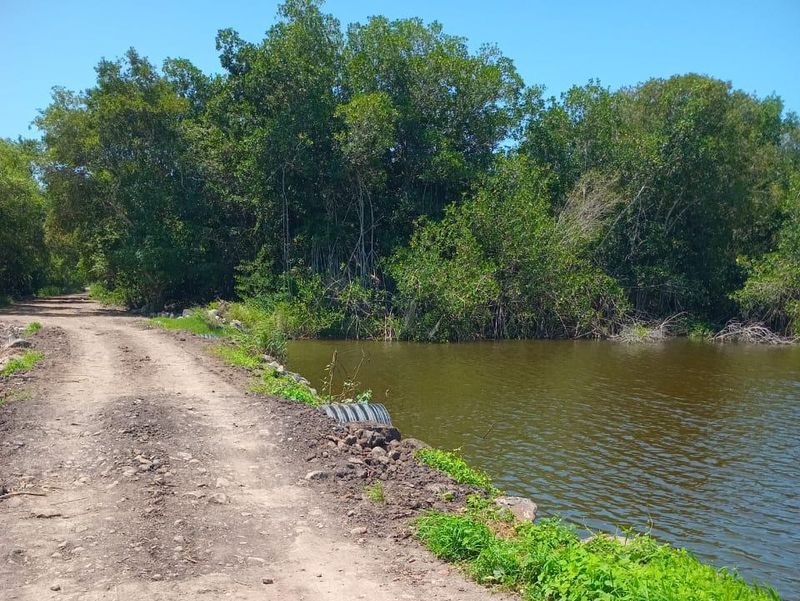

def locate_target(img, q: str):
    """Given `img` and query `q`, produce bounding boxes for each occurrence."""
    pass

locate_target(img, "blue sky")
[2,0,799,140]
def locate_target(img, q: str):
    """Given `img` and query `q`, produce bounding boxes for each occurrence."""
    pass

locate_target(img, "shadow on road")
[0,296,124,319]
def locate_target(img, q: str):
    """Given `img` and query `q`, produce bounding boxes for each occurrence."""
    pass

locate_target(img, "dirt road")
[0,296,501,601]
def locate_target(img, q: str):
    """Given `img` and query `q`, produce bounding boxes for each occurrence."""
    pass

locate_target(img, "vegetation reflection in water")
[288,338,800,598]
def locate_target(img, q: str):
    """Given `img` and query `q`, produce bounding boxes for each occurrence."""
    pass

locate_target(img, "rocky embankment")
[259,393,538,538]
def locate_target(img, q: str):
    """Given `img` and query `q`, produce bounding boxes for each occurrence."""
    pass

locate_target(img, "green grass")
[213,344,262,369]
[416,513,780,601]
[416,448,498,494]
[150,313,229,337]
[88,282,127,306]
[1,350,44,377]
[23,322,42,335]
[250,369,322,406]
[365,480,386,504]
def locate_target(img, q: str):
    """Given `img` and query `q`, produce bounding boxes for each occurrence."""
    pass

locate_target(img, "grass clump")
[416,448,498,494]
[416,512,495,561]
[213,344,261,369]
[1,350,44,377]
[23,322,42,335]
[150,312,229,337]
[251,369,321,406]
[365,481,386,504]
[416,513,779,600]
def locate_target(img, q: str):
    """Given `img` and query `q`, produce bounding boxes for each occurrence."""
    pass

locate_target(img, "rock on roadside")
[494,495,538,522]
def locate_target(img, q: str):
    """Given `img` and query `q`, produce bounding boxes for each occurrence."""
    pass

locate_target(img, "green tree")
[522,75,791,321]
[0,139,47,297]
[734,172,800,334]
[389,157,627,340]
[37,50,233,308]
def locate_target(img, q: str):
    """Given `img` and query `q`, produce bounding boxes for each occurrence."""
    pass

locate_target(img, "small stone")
[5,339,32,350]
[350,526,368,535]
[262,577,274,585]
[50,583,61,591]
[209,493,228,504]
[400,438,429,452]
[304,470,330,481]
[494,495,538,522]
[215,477,230,488]
[151,573,163,581]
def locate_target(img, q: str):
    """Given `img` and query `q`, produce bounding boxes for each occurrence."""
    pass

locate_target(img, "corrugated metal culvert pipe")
[319,403,393,426]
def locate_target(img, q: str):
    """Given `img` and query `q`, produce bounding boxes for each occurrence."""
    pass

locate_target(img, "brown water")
[287,339,800,598]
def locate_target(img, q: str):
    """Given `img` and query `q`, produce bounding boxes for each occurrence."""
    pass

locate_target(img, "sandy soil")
[0,296,508,601]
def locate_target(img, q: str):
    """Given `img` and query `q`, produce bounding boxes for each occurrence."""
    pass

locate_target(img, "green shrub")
[0,295,13,308]
[1,350,44,377]
[88,283,128,306]
[389,157,628,341]
[416,448,498,493]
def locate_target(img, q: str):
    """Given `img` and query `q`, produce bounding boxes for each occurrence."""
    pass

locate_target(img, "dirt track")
[0,296,503,601]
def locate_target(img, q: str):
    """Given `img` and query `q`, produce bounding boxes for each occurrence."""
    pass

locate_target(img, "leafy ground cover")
[416,504,780,601]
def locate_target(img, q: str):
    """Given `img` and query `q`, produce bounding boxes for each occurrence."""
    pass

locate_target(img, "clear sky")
[2,0,799,140]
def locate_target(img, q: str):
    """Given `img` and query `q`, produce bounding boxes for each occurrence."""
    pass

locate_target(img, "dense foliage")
[3,0,799,338]
[416,509,780,600]
[0,140,47,297]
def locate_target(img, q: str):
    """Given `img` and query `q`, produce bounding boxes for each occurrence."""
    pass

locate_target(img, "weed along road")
[0,295,507,601]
